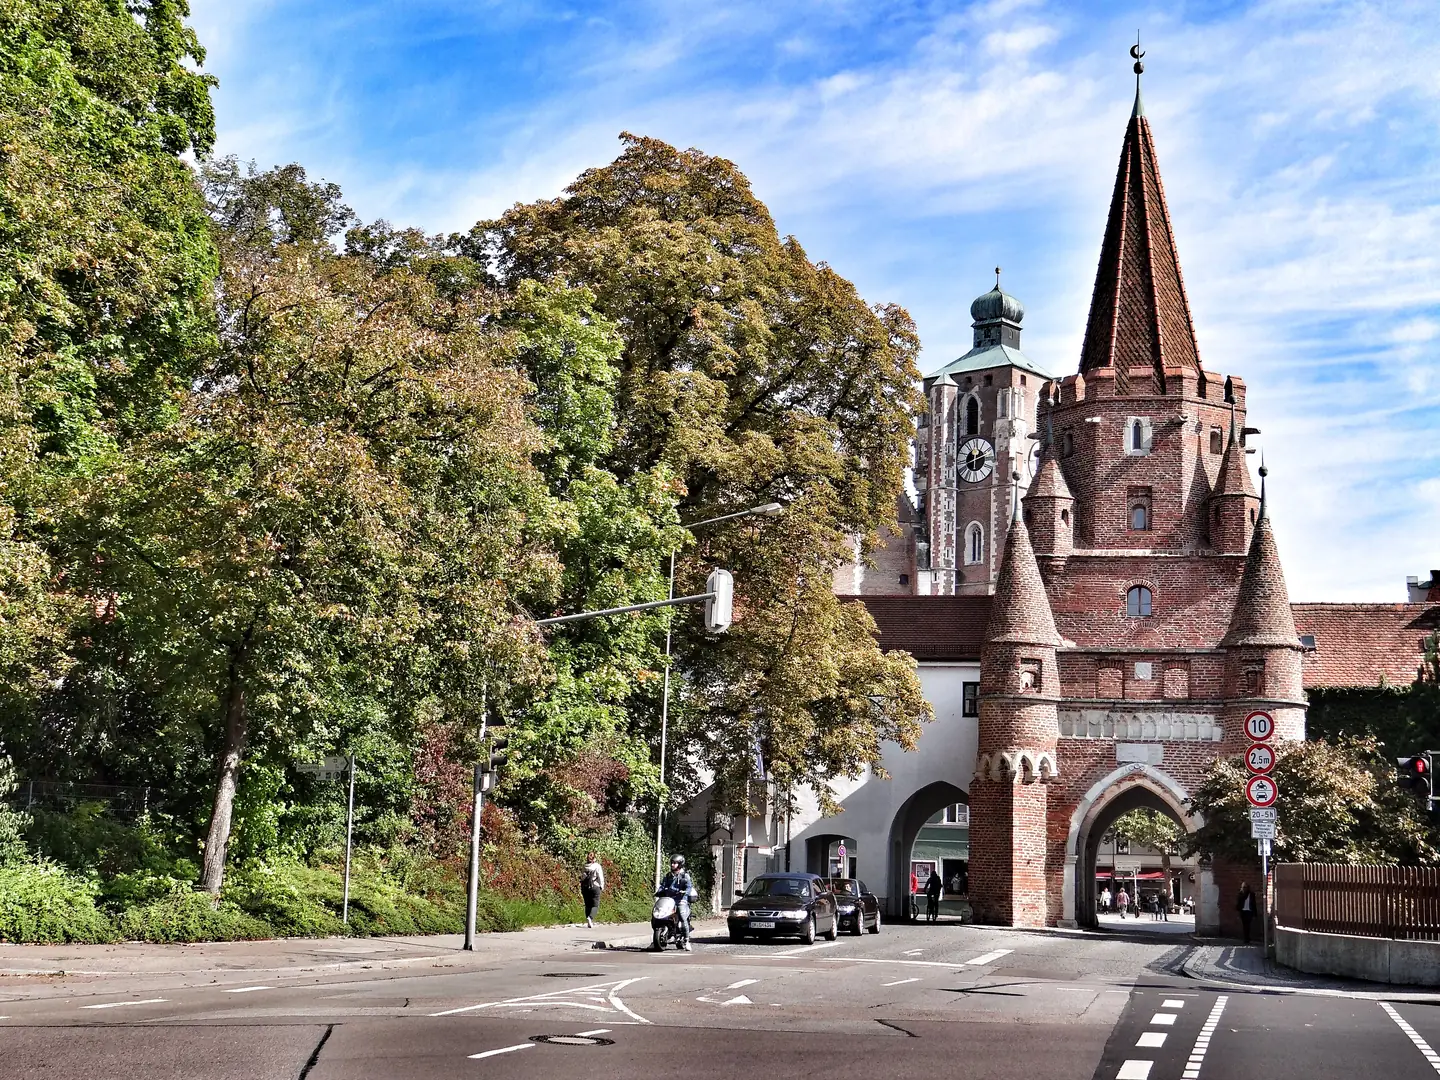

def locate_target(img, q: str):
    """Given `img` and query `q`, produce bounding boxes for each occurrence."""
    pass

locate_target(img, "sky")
[187,0,1440,602]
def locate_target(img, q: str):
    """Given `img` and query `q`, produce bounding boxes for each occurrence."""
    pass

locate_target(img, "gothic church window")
[1126,417,1154,456]
[964,522,984,566]
[965,396,979,436]
[1132,421,1143,451]
[1126,585,1153,617]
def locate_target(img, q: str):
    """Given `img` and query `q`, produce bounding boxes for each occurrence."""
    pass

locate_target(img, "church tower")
[914,276,1053,595]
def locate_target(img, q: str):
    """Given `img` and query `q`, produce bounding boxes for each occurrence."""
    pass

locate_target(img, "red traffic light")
[1420,758,1430,775]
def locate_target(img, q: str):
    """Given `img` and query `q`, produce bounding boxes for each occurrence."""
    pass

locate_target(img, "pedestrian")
[925,866,943,922]
[580,851,605,929]
[1237,882,1257,945]
[909,870,920,922]
[1100,886,1112,914]
[949,872,963,895]
[1159,888,1170,922]
[1116,887,1129,918]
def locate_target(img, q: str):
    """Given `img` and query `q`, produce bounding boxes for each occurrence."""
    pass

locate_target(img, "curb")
[0,951,472,979]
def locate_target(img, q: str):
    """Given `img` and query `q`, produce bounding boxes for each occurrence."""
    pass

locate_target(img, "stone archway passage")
[805,833,854,877]
[885,780,967,920]
[1066,765,1201,929]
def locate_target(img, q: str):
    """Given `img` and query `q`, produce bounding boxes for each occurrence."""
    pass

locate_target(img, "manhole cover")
[540,972,604,978]
[531,1035,614,1046]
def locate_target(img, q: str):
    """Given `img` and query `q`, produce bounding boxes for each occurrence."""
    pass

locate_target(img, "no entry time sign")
[1246,774,1279,808]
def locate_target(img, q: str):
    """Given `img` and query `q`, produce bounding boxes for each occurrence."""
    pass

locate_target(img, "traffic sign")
[1245,743,1276,775]
[296,755,348,779]
[1249,807,1277,823]
[1251,818,1276,840]
[1246,774,1278,807]
[836,843,847,864]
[1244,711,1275,741]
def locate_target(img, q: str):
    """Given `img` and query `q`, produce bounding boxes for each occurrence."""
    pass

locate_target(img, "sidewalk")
[1182,942,1440,1000]
[0,920,660,980]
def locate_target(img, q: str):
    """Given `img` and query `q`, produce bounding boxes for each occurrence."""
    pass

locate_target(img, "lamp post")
[654,501,783,888]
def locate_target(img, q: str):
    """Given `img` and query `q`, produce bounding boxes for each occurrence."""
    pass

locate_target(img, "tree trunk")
[200,648,250,895]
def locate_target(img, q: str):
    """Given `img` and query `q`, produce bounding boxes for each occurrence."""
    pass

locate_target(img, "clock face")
[958,437,995,483]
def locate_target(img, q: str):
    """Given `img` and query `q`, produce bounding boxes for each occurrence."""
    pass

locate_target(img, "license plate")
[749,920,776,929]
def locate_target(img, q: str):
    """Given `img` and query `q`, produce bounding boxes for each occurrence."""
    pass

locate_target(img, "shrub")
[0,862,116,943]
[114,887,274,943]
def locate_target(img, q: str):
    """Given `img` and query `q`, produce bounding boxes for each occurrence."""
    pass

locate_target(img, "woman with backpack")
[581,852,605,928]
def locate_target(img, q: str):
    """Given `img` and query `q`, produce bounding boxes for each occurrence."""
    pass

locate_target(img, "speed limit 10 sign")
[1246,774,1279,808]
[1244,710,1275,741]
[1245,743,1276,775]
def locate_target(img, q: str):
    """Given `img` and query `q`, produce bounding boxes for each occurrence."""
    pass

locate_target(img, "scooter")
[651,893,689,951]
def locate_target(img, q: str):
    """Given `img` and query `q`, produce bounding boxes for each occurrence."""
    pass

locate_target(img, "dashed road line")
[1116,1062,1151,1080]
[1380,1002,1440,1074]
[1136,1032,1167,1048]
[468,1043,533,1060]
[1150,1012,1177,1026]
[224,986,273,994]
[818,957,957,968]
[882,978,920,987]
[903,949,924,956]
[574,1029,611,1037]
[1162,999,1186,1008]
[80,999,168,1010]
[964,949,1013,966]
[1181,994,1228,1080]
[771,941,844,957]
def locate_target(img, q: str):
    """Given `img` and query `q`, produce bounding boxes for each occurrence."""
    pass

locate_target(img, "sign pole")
[342,753,356,925]
[1260,838,1270,957]
[464,762,483,950]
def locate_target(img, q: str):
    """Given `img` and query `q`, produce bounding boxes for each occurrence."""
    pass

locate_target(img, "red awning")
[1097,871,1169,881]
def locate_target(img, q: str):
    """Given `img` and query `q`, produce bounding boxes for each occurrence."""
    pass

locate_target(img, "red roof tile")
[1292,603,1440,689]
[844,595,991,661]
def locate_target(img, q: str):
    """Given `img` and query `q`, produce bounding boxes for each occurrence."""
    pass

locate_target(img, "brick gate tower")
[968,57,1306,929]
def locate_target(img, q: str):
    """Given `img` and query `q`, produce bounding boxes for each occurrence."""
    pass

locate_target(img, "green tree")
[1109,809,1183,884]
[466,134,931,811]
[1186,736,1440,866]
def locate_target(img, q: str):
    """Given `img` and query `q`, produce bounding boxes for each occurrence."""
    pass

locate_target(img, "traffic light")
[703,568,733,633]
[487,734,509,775]
[1397,753,1437,806]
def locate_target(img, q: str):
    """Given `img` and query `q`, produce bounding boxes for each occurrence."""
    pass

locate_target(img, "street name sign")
[296,755,348,779]
[1246,775,1278,808]
[1244,710,1275,741]
[1245,743,1276,775]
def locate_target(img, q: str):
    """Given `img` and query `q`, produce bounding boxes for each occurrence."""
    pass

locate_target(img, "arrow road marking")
[432,977,649,1023]
[964,949,1013,966]
[721,995,752,1006]
[81,999,168,1010]
[1381,1002,1440,1074]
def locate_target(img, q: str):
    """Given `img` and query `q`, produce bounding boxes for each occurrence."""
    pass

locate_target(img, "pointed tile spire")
[1213,404,1256,497]
[1079,48,1201,393]
[987,480,1063,648]
[1222,464,1300,649]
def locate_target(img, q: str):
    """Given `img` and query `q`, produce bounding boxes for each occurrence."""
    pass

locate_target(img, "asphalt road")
[3,921,1439,1080]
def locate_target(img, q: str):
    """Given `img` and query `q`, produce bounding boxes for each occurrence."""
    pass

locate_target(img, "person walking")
[925,867,943,922]
[1099,886,1112,914]
[580,851,605,929]
[1116,887,1130,919]
[1237,882,1257,945]
[909,870,920,923]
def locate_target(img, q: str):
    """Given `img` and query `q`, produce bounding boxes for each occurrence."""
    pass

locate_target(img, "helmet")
[669,854,686,870]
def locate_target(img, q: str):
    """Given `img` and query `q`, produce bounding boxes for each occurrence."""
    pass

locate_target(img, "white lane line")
[771,941,844,957]
[903,949,924,956]
[224,986,273,994]
[882,978,920,987]
[606,977,651,1025]
[80,999,168,1010]
[1380,1002,1440,1074]
[430,977,644,1018]
[1162,999,1186,1008]
[964,949,1013,966]
[1180,994,1228,1080]
[1136,1032,1167,1048]
[574,1029,611,1037]
[725,979,758,990]
[1117,1062,1152,1080]
[818,957,957,969]
[1150,1012,1177,1026]
[468,1044,534,1060]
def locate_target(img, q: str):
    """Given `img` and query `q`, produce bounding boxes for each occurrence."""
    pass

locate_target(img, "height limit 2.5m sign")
[1245,743,1276,775]
[1246,774,1279,808]
[1244,710,1275,741]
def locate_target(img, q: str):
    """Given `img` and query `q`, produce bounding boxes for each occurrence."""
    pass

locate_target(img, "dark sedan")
[727,873,838,944]
[822,877,881,935]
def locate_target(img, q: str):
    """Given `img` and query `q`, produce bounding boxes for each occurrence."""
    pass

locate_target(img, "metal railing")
[1274,863,1440,941]
[9,779,158,819]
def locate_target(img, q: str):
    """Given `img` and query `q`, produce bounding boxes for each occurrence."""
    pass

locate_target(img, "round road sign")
[1246,774,1279,808]
[1244,710,1275,741]
[1245,743,1276,775]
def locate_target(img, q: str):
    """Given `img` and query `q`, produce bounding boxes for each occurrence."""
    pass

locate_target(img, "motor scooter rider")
[657,855,695,949]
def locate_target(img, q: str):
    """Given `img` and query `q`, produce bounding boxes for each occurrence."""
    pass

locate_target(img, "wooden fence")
[1274,864,1440,941]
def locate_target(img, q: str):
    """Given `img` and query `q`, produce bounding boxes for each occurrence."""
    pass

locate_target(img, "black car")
[727,873,838,944]
[822,877,881,935]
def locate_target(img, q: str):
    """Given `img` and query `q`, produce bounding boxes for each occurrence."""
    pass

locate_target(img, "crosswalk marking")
[1180,994,1228,1080]
[1117,1061,1152,1080]
[1136,1032,1167,1048]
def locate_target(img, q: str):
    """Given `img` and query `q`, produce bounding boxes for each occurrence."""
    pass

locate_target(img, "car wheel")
[851,915,863,936]
[869,909,881,935]
[801,915,816,946]
[823,915,837,942]
[728,928,744,943]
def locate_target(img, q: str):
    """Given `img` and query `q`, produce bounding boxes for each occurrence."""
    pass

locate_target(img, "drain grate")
[531,1035,614,1046]
[539,972,605,978]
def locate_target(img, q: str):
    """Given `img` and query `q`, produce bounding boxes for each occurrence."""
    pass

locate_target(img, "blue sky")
[190,0,1440,602]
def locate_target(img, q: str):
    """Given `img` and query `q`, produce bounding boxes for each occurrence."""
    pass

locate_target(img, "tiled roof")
[986,519,1062,647]
[1026,451,1073,501]
[926,344,1053,382]
[1078,95,1201,391]
[843,595,991,661]
[1212,419,1255,498]
[1221,513,1299,649]
[1293,603,1440,689]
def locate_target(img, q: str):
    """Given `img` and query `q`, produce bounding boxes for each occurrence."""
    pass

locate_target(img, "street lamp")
[654,501,783,888]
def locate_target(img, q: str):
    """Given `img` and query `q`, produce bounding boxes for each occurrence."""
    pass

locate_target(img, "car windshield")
[827,879,858,895]
[744,877,811,899]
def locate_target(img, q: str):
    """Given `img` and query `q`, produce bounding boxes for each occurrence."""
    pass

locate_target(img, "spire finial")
[1227,399,1237,445]
[1258,452,1269,521]
[1011,470,1023,525]
[1130,34,1146,118]
[995,266,1002,289]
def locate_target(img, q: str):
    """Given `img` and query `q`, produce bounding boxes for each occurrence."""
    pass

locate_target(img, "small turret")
[1023,385,1074,558]
[1207,405,1258,553]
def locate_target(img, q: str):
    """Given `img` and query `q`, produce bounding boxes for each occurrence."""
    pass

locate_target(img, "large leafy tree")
[466,135,931,811]
[1109,809,1183,882]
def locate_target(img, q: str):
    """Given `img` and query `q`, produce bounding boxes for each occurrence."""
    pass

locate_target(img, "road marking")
[1136,1032,1167,1048]
[224,986,273,994]
[725,979,758,990]
[1150,1013,1177,1026]
[903,949,924,956]
[818,957,957,968]
[574,1029,611,1037]
[1162,999,1186,1008]
[468,1044,534,1060]
[720,995,752,1006]
[882,978,920,987]
[964,949,1013,966]
[771,941,844,957]
[80,999,168,1010]
[431,977,649,1023]
[1180,994,1228,1080]
[1117,1062,1151,1079]
[1380,1002,1440,1074]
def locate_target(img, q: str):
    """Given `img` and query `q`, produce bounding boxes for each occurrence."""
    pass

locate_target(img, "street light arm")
[535,591,715,626]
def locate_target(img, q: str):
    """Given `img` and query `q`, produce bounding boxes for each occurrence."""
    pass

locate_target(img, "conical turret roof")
[1221,504,1300,649]
[987,514,1062,647]
[1212,414,1256,498]
[1079,84,1202,393]
[1026,451,1073,502]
